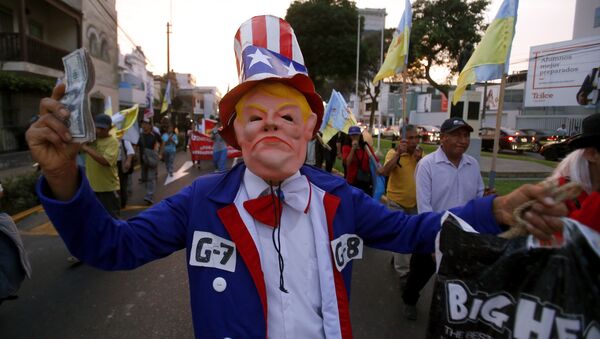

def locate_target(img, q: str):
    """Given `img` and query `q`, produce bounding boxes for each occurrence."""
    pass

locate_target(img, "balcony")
[119,82,147,107]
[0,33,70,71]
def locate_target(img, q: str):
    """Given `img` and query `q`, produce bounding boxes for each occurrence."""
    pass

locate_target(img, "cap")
[94,114,112,129]
[440,118,473,134]
[348,126,361,135]
[569,113,600,150]
[218,15,324,149]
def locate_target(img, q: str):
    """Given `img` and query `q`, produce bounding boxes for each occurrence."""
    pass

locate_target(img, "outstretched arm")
[25,84,80,200]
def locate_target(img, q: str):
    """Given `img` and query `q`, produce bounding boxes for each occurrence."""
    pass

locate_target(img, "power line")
[88,0,156,68]
[508,43,600,67]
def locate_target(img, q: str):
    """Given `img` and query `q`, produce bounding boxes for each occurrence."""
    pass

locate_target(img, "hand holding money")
[60,48,96,143]
[25,83,81,200]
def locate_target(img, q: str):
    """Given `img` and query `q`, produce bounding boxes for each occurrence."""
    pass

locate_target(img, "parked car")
[416,125,440,144]
[479,127,535,154]
[539,136,572,161]
[518,128,567,152]
[381,126,400,140]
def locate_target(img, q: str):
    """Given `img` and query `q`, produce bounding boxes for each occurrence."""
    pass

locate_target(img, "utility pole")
[355,13,361,117]
[166,22,172,76]
[166,21,172,120]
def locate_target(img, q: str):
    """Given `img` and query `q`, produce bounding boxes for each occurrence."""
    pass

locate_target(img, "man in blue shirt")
[161,124,178,177]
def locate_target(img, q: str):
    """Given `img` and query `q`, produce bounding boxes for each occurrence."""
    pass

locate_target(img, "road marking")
[21,221,58,236]
[11,205,43,223]
[164,161,194,186]
[122,205,149,212]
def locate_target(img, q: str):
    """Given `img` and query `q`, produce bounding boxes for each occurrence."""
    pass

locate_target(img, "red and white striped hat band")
[234,15,305,80]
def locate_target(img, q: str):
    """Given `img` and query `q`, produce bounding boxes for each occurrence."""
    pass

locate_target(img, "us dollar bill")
[61,48,96,143]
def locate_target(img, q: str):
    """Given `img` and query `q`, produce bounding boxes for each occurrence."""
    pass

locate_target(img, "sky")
[115,0,576,95]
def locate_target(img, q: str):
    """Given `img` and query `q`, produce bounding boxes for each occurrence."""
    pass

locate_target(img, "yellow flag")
[160,80,171,113]
[373,0,412,83]
[112,104,139,138]
[453,0,518,105]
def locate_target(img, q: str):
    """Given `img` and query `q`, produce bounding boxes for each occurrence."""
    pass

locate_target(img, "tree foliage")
[408,0,490,96]
[360,28,394,128]
[286,0,359,98]
[0,72,54,93]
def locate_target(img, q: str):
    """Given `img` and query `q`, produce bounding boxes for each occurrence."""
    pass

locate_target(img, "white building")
[175,73,196,90]
[118,47,152,110]
[573,0,600,39]
[177,86,221,119]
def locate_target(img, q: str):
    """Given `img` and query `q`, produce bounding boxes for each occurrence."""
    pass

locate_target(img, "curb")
[13,204,149,226]
[480,171,551,179]
[11,205,44,223]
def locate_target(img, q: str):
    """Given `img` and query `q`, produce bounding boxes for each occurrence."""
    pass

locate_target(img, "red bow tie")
[243,175,311,227]
[243,193,284,227]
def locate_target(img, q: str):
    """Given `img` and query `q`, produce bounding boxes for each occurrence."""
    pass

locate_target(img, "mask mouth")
[253,136,292,150]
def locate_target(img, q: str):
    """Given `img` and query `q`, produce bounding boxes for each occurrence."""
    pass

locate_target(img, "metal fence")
[516,115,588,136]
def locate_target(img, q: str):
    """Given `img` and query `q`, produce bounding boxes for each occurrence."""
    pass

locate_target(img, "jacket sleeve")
[37,167,190,270]
[351,186,501,254]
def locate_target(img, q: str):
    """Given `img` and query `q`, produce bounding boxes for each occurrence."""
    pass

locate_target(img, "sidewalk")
[479,155,555,179]
[11,150,216,233]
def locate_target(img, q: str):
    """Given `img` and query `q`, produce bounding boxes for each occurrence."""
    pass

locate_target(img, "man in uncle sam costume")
[26,15,566,338]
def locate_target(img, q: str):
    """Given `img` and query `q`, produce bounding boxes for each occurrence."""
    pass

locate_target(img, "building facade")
[118,47,152,111]
[0,0,82,167]
[0,0,118,169]
[82,0,118,116]
[573,0,600,39]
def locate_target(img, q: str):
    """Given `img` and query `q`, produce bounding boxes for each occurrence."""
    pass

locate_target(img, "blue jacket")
[38,164,501,338]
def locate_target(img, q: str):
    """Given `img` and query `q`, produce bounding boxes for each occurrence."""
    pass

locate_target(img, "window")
[90,97,104,115]
[450,102,463,118]
[595,7,600,28]
[0,5,13,33]
[89,34,99,57]
[28,20,43,39]
[467,102,480,120]
[100,39,109,61]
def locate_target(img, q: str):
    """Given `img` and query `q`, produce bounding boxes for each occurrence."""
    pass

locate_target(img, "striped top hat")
[219,15,323,149]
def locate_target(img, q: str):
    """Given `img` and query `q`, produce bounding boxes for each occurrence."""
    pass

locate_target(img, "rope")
[499,180,582,239]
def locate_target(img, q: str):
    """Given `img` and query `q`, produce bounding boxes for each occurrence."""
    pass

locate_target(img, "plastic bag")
[427,213,600,338]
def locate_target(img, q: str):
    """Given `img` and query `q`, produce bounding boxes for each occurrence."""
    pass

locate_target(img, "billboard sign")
[417,94,432,112]
[525,36,600,107]
[476,85,500,111]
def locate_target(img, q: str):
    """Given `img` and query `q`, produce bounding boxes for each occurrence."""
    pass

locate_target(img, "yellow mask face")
[233,83,316,182]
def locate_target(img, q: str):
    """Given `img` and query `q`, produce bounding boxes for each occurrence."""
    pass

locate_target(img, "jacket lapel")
[217,204,268,332]
[323,192,354,339]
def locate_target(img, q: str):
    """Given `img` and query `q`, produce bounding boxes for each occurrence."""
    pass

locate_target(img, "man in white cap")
[26,15,566,338]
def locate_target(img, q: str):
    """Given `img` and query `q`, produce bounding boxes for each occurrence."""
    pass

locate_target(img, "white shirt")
[235,169,325,338]
[118,139,135,162]
[415,147,484,213]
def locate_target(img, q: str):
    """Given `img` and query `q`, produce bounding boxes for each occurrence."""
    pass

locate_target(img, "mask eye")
[282,114,293,122]
[249,116,262,122]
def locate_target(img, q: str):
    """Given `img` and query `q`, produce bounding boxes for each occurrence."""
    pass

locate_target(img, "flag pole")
[488,69,507,189]
[355,13,361,118]
[401,70,408,140]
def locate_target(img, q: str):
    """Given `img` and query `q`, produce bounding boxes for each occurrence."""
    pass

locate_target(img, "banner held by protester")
[189,130,242,162]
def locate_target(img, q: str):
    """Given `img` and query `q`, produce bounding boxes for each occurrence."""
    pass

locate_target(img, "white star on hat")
[247,48,272,69]
[284,61,299,76]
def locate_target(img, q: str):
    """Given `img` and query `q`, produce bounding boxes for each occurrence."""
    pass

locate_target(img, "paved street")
[1,150,551,338]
